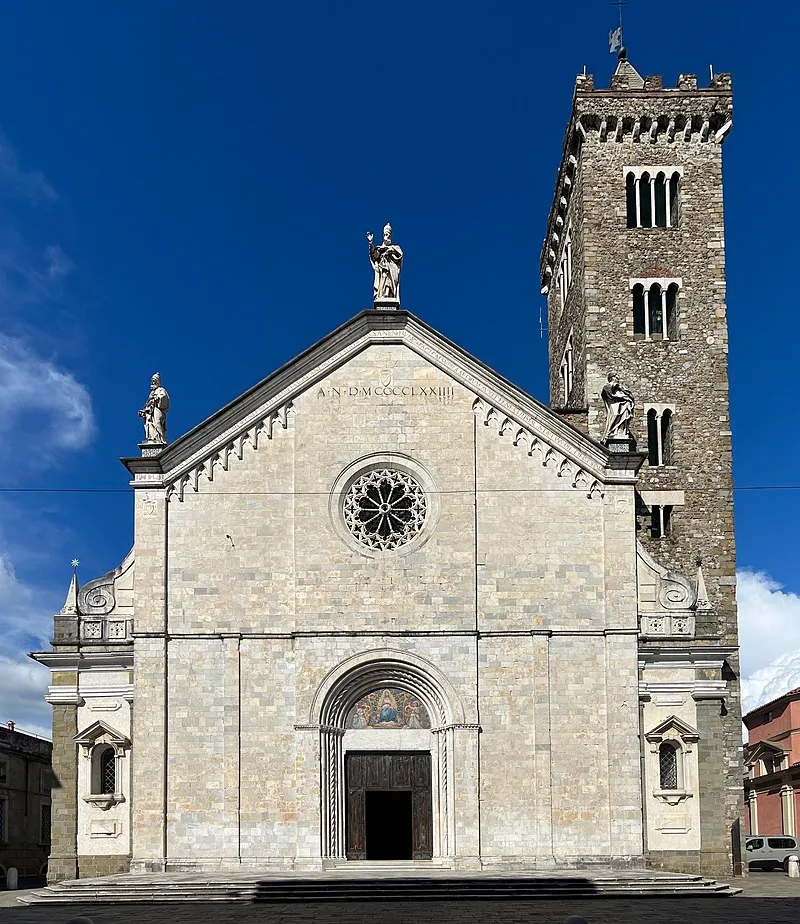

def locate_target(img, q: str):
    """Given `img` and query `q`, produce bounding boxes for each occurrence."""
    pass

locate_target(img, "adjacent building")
[31,50,744,881]
[0,722,52,888]
[744,688,800,837]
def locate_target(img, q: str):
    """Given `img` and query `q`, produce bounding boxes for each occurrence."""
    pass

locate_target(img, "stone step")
[18,873,741,904]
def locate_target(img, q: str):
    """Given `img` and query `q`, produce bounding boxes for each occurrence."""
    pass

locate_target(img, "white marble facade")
[40,310,714,872]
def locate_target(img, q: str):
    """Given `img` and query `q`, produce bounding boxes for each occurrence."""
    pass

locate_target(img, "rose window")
[343,469,427,550]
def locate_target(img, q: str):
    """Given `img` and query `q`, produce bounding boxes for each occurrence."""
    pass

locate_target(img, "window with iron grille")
[99,748,116,795]
[659,742,679,790]
[40,802,51,843]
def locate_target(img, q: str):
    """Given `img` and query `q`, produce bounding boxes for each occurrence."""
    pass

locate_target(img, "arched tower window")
[666,284,679,340]
[659,742,680,790]
[661,409,673,465]
[647,409,659,466]
[654,171,667,228]
[632,284,646,339]
[639,172,652,227]
[626,172,637,228]
[669,171,681,226]
[647,283,663,340]
[624,168,682,229]
[560,332,574,404]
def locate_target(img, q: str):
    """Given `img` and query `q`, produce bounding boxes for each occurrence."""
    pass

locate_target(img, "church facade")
[33,55,743,880]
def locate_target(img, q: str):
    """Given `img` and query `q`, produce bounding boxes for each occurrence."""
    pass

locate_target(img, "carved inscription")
[317,384,454,401]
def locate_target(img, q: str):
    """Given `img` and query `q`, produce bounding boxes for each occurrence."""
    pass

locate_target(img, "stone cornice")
[122,310,639,494]
[638,645,737,668]
[30,650,134,671]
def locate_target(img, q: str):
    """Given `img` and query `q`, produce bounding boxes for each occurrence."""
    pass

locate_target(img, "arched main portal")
[310,649,473,861]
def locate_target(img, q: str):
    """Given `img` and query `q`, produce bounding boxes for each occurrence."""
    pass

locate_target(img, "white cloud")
[0,553,54,738]
[0,333,94,457]
[0,133,56,203]
[738,570,800,714]
[0,654,51,739]
[45,244,73,280]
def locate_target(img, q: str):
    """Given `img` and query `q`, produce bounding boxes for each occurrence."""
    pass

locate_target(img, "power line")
[0,486,797,495]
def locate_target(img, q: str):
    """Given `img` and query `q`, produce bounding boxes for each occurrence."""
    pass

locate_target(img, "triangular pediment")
[124,310,642,499]
[744,739,788,762]
[74,720,130,749]
[645,714,699,744]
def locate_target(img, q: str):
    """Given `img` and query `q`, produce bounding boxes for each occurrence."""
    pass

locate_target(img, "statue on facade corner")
[367,223,403,306]
[139,372,170,444]
[601,372,635,442]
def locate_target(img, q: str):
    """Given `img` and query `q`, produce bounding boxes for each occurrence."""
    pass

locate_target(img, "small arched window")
[659,742,680,790]
[666,284,679,340]
[626,172,637,228]
[669,171,681,226]
[648,284,663,340]
[647,409,659,466]
[98,747,116,795]
[633,284,646,339]
[661,409,673,465]
[654,171,667,228]
[639,172,652,228]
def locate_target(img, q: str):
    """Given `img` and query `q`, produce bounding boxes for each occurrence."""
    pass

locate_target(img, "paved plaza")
[1,874,799,924]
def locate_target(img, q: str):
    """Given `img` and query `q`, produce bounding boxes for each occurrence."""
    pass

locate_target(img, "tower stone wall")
[541,60,743,876]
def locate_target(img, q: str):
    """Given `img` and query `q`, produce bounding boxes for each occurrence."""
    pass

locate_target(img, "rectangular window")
[768,837,789,849]
[0,760,7,784]
[40,767,51,792]
[40,802,51,844]
[0,797,6,843]
[650,504,673,539]
[646,407,675,467]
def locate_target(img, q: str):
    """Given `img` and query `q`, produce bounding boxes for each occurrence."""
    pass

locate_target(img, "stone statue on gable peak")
[367,222,403,308]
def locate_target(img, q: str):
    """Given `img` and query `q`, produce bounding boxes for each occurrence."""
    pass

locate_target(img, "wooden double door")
[345,752,433,860]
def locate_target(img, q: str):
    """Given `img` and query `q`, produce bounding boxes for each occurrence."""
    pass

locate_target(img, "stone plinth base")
[139,441,166,458]
[373,299,400,310]
[604,437,637,453]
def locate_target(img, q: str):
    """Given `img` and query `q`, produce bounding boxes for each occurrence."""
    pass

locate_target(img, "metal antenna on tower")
[609,0,629,54]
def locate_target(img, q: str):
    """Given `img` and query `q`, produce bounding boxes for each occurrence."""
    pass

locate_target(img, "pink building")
[743,687,800,836]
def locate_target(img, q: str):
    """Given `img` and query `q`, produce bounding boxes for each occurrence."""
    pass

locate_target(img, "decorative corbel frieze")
[473,398,604,500]
[167,401,294,502]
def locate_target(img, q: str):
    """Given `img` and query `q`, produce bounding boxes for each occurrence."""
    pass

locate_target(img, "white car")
[745,835,799,871]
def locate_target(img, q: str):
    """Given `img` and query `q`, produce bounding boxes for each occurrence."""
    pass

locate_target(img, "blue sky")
[1,0,799,735]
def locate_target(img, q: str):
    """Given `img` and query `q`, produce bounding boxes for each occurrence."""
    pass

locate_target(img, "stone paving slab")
[0,897,799,924]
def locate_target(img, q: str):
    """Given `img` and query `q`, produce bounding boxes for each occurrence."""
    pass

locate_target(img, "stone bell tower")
[540,51,743,875]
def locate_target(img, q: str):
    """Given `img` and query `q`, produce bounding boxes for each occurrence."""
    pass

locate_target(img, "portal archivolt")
[311,649,469,861]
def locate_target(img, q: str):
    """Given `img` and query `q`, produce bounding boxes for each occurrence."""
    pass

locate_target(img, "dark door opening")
[346,752,432,860]
[365,790,412,860]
